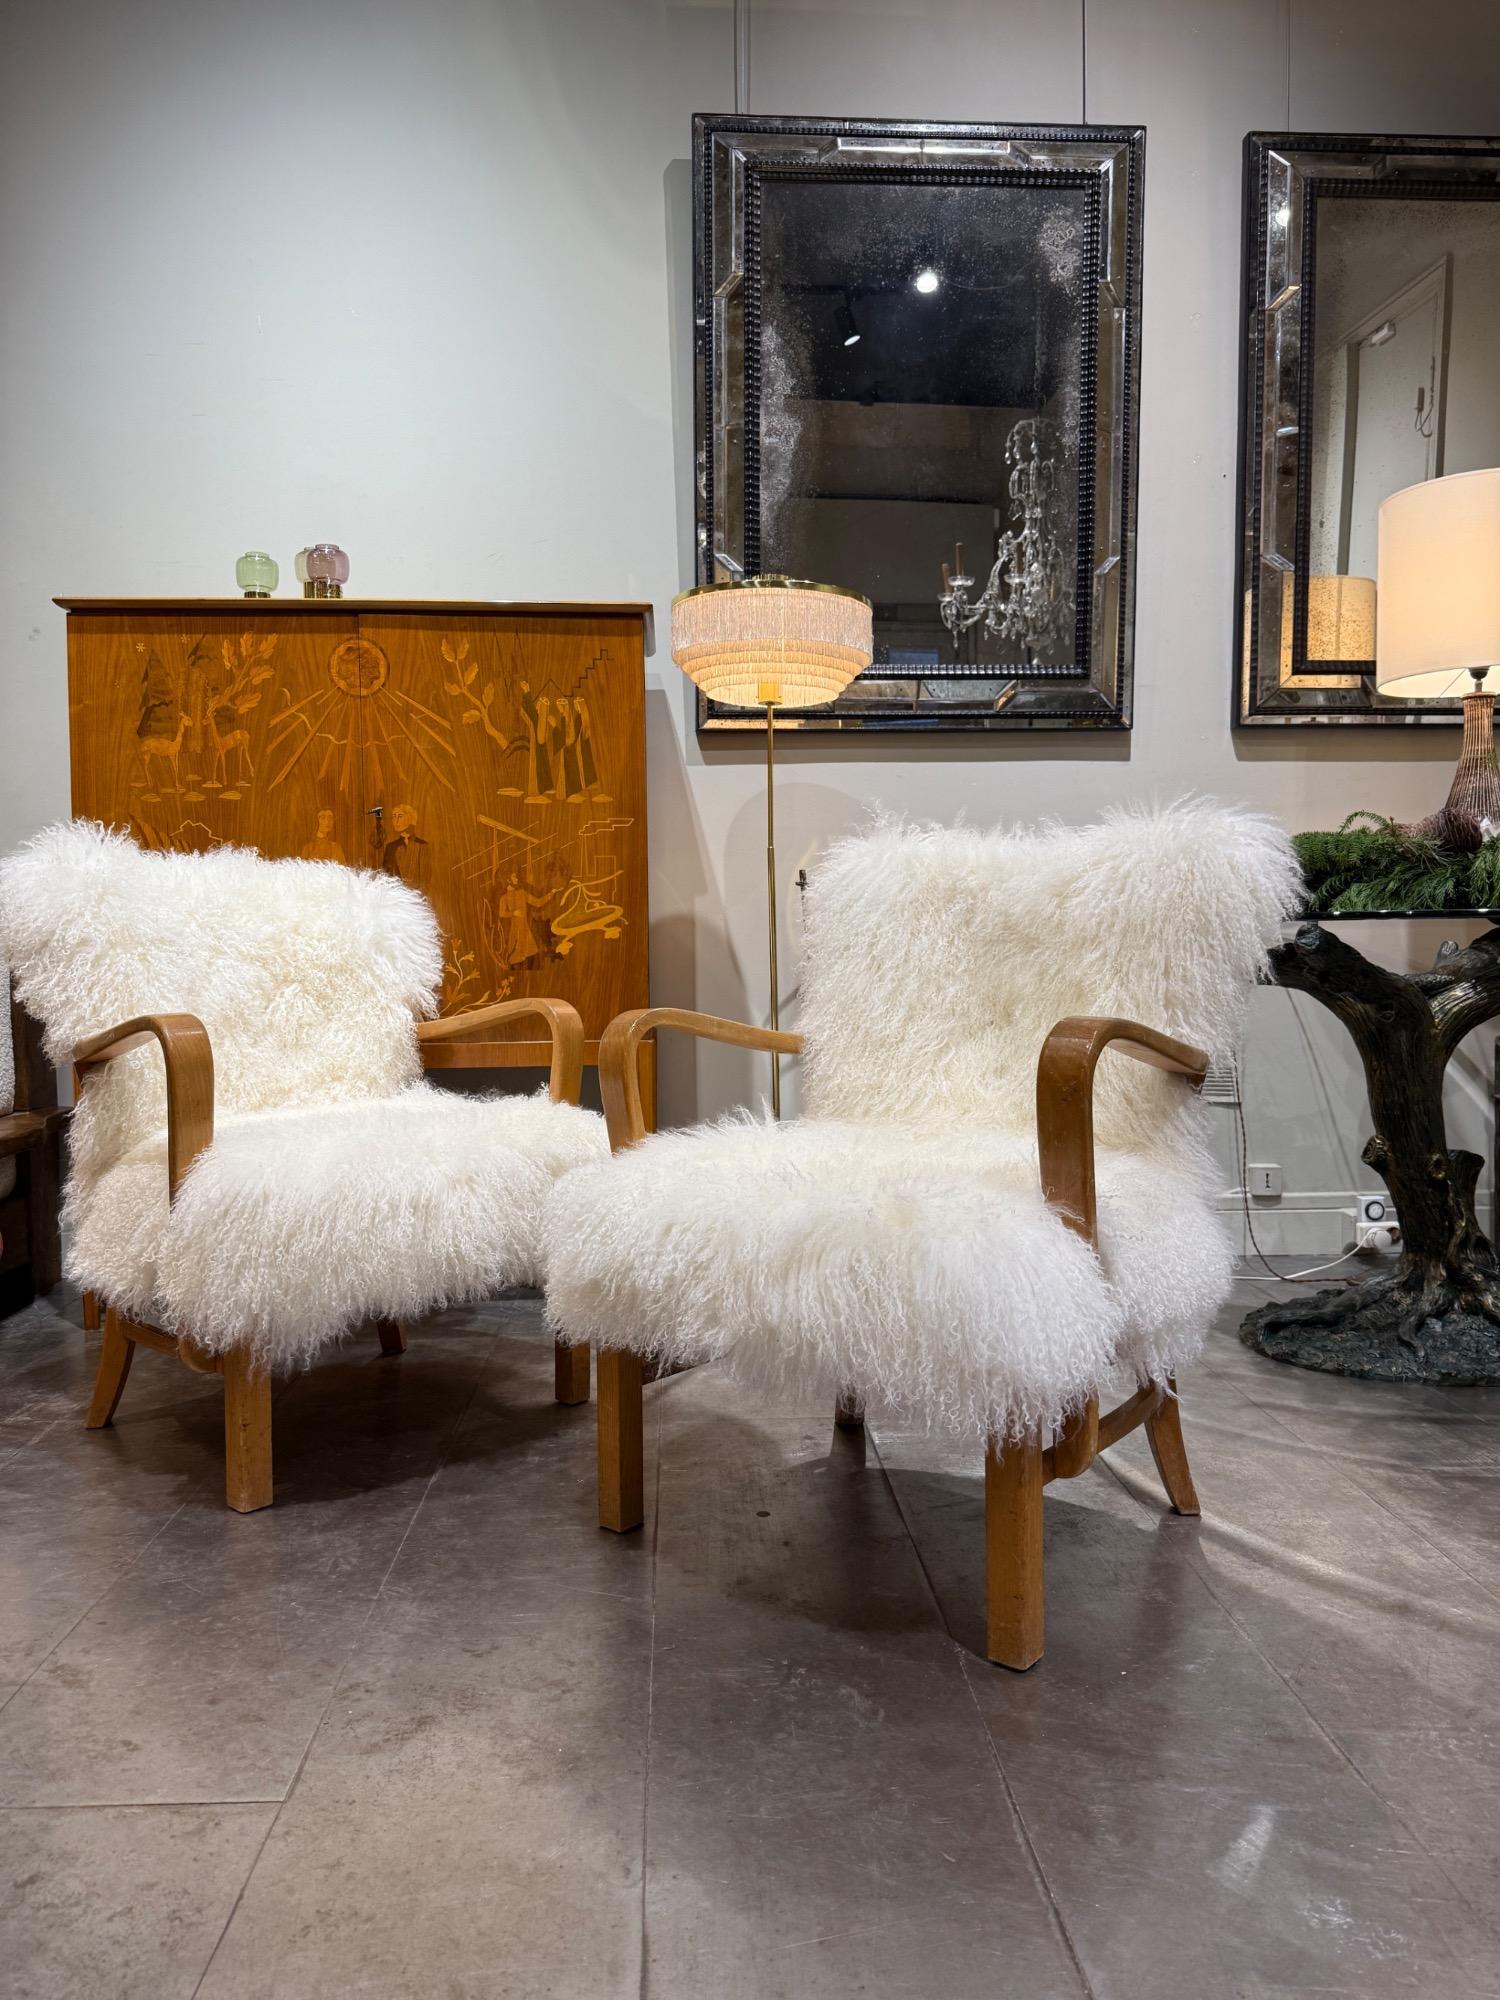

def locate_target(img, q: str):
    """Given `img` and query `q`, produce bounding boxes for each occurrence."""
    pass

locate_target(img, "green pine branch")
[1294,813,1500,914]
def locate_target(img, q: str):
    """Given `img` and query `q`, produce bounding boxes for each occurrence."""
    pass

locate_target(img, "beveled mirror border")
[1236,131,1500,728]
[693,113,1145,734]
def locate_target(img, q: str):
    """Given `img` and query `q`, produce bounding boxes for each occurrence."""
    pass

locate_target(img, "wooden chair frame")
[593,1006,1207,1669]
[0,991,66,1314]
[78,997,587,1512]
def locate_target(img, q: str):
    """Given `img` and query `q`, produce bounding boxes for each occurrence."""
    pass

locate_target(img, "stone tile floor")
[1,1277,1498,1997]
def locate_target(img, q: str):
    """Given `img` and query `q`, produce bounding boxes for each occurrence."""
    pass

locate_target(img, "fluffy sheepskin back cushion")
[0,930,13,1200]
[0,821,443,1182]
[799,799,1301,1159]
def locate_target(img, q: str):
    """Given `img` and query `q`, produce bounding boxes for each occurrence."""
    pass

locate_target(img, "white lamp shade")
[1377,468,1500,698]
[672,575,873,709]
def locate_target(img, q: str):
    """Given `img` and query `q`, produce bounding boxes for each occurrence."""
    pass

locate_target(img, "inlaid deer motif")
[136,709,190,799]
[206,684,256,792]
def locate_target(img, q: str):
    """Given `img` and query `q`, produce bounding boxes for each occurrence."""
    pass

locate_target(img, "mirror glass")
[755,177,1087,676]
[1238,136,1500,725]
[1310,199,1500,583]
[696,117,1143,732]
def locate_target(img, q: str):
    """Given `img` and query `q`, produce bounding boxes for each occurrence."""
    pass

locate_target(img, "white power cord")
[1239,1245,1364,1284]
[1232,1045,1363,1287]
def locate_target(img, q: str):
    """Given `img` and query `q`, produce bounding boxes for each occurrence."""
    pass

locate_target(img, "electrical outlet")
[1357,1220,1402,1252]
[1357,1192,1400,1252]
[1248,1163,1283,1199]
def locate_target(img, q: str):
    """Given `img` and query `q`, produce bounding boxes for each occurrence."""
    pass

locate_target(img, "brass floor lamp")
[672,573,873,1116]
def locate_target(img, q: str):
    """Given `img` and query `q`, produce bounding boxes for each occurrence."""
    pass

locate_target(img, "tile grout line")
[188,1334,506,1999]
[1206,1336,1500,1448]
[1106,1358,1500,1937]
[1304,1447,1500,1611]
[1097,1441,1500,1934]
[637,1396,664,2000]
[0,1324,304,1723]
[0,1413,67,1468]
[0,1498,188,1721]
[863,1430,957,1650]
[1175,1368,1500,1624]
[955,1654,1100,2000]
[0,1797,283,1810]
[1201,1360,1500,1607]
[866,1427,1098,2000]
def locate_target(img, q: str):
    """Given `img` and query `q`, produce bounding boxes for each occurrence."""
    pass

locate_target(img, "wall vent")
[1202,1057,1241,1107]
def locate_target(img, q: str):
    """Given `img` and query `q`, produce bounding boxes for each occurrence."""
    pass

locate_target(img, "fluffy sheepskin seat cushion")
[546,1120,1232,1439]
[545,799,1301,1442]
[0,821,606,1370]
[0,930,13,1201]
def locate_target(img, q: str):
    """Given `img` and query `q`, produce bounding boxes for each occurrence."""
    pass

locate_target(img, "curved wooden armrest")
[599,1007,805,1152]
[416,997,584,1104]
[74,1014,215,1201]
[1036,1016,1208,1246]
[1037,1016,1207,1479]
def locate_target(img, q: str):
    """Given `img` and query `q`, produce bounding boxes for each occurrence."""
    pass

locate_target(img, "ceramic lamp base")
[1404,689,1500,852]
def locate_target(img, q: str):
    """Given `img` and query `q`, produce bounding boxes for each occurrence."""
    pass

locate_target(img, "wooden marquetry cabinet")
[59,598,653,1093]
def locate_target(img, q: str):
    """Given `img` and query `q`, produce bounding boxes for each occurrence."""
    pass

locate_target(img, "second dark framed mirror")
[1237,131,1500,726]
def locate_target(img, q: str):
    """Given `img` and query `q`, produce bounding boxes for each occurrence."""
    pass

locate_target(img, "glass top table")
[1243,913,1500,1384]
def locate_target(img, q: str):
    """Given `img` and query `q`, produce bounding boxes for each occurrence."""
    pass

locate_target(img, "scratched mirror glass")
[754,177,1088,688]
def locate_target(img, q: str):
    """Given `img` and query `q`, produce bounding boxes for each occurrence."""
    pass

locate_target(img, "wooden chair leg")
[372,1318,406,1357]
[223,1348,273,1513]
[985,1430,1045,1670]
[82,1290,102,1333]
[26,1122,63,1295]
[597,1348,644,1533]
[1145,1379,1200,1516]
[85,1307,135,1428]
[555,1337,591,1405]
[834,1389,865,1429]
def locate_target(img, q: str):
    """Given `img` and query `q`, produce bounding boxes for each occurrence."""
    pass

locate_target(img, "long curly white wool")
[544,800,1301,1441]
[0,821,606,1369]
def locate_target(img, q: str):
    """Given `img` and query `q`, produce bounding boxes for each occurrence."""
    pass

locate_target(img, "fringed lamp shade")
[671,575,873,709]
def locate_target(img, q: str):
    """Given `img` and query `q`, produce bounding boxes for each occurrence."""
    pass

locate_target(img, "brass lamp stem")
[766,699,780,1119]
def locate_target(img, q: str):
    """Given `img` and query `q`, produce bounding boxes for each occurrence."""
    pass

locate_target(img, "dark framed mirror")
[1237,132,1500,726]
[693,115,1144,733]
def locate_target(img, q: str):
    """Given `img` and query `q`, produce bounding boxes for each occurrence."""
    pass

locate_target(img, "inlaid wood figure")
[59,599,654,1115]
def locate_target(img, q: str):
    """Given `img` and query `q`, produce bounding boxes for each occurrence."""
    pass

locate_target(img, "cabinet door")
[68,611,365,864]
[355,613,648,1036]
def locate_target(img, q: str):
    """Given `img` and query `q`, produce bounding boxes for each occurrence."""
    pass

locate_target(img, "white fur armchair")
[0,821,607,1509]
[544,800,1302,1668]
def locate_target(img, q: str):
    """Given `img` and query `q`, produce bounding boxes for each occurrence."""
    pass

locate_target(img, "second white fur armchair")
[0,820,608,1510]
[544,800,1302,1668]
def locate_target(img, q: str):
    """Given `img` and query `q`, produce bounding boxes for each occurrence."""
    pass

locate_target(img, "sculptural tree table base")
[1240,919,1500,1384]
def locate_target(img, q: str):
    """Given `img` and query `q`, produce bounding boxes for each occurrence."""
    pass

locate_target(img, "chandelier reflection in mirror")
[938,419,1074,657]
[694,116,1143,731]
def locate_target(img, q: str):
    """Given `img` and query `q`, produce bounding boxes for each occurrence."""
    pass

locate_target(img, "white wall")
[4,0,1499,1250]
